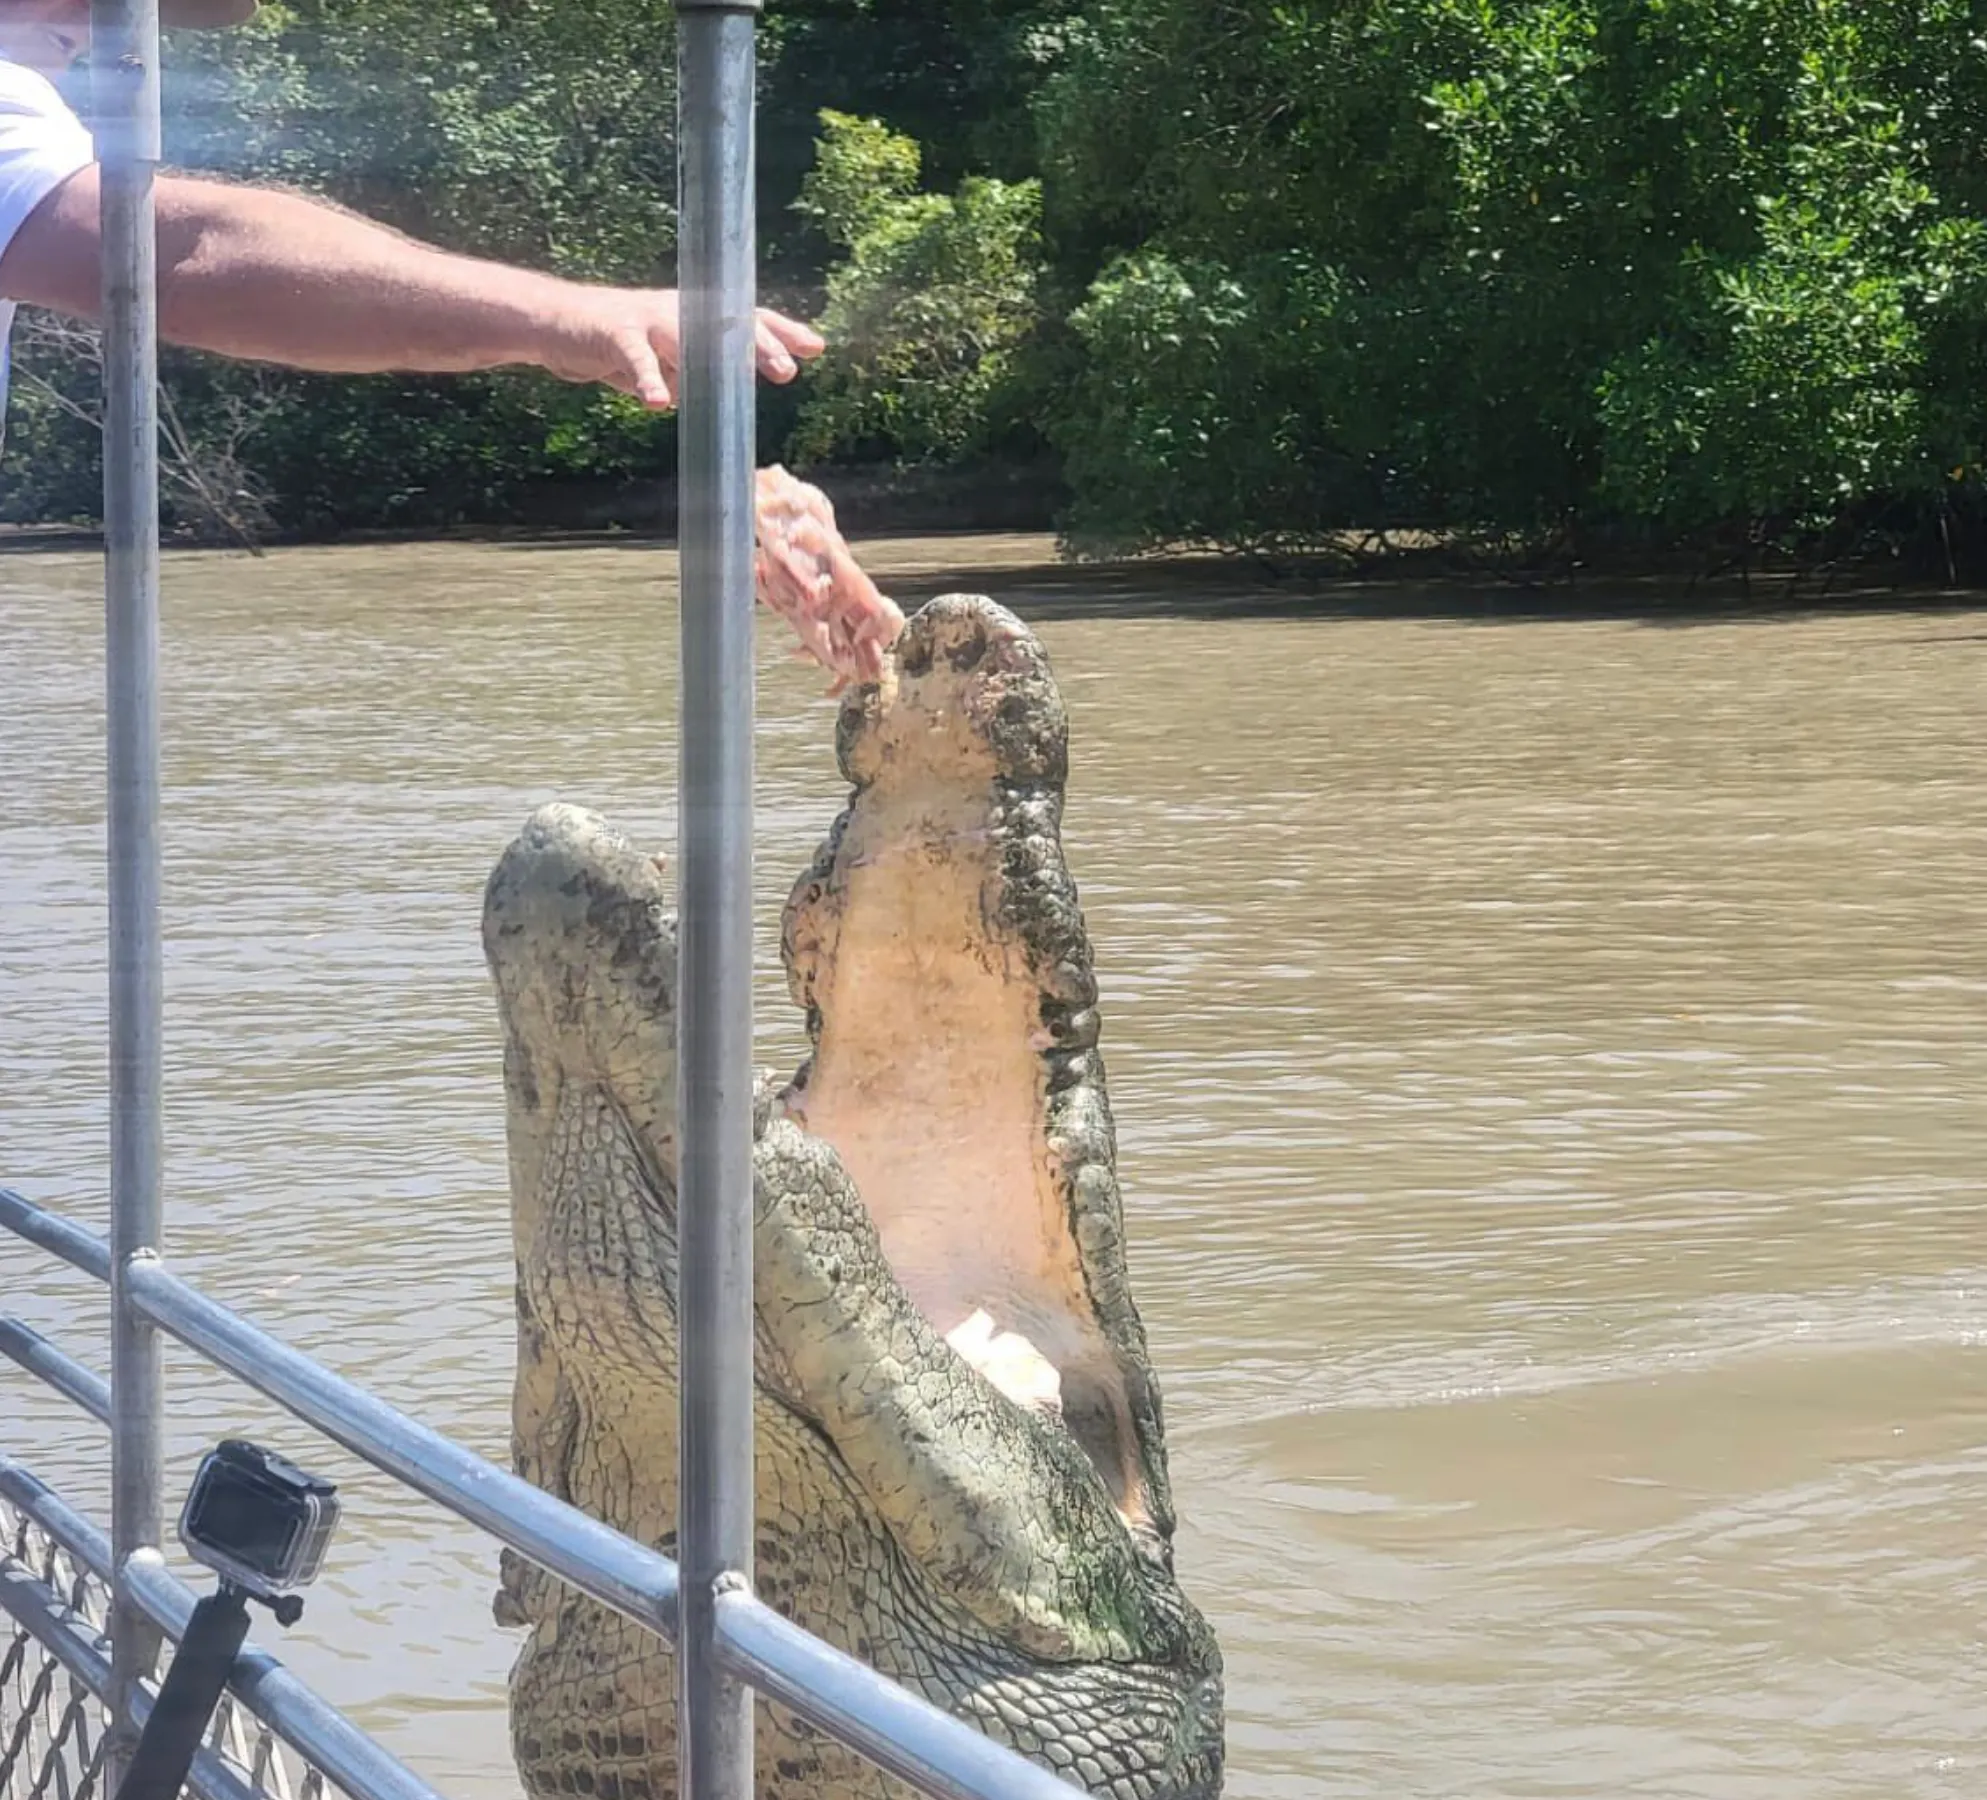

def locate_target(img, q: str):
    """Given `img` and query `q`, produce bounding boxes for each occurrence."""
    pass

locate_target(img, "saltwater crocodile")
[482,594,1224,1799]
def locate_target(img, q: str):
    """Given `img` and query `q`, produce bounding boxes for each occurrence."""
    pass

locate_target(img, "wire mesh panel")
[205,1691,326,1800]
[0,1495,108,1800]
[0,1496,336,1800]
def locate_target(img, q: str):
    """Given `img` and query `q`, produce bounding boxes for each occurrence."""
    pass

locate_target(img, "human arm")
[0,152,899,675]
[0,163,821,406]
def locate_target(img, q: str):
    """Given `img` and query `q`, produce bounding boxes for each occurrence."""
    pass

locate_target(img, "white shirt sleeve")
[0,57,95,272]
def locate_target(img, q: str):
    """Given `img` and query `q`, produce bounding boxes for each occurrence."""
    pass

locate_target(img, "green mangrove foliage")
[1033,0,1987,556]
[9,0,1987,563]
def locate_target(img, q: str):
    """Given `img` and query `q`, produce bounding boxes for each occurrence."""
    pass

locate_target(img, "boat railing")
[1,0,1089,1795]
[0,1185,1087,1800]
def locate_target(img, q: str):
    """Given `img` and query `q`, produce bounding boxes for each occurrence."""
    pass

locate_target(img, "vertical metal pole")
[673,5,759,1800]
[94,0,167,1785]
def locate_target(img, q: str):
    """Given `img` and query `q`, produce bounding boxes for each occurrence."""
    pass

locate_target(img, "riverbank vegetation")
[10,0,1987,577]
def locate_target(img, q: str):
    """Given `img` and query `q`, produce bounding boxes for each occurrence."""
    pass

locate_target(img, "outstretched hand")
[550,287,825,409]
[754,466,905,692]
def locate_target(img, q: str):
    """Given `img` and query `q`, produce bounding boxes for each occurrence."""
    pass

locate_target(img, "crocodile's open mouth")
[780,596,1169,1549]
[484,597,1177,1554]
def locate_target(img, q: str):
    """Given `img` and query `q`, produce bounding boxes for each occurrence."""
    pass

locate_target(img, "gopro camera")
[118,1445,339,1800]
[176,1440,339,1601]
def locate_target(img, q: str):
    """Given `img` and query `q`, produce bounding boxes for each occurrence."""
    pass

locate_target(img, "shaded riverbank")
[13,516,1987,635]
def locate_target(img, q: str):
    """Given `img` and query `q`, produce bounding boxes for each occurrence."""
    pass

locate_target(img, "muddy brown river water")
[3,535,1984,1799]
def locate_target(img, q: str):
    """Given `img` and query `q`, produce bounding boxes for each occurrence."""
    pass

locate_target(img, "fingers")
[562,291,814,405]
[621,327,674,410]
[646,291,683,390]
[754,309,825,383]
[755,317,800,383]
[765,310,826,357]
[638,302,814,397]
[649,302,820,385]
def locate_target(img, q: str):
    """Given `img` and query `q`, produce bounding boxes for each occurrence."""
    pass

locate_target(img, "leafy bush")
[1594,35,1987,533]
[788,112,1044,468]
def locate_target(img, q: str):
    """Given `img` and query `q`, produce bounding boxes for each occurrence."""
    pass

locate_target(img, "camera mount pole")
[111,1583,301,1800]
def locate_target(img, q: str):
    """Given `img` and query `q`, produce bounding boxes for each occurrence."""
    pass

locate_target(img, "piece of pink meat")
[754,465,905,692]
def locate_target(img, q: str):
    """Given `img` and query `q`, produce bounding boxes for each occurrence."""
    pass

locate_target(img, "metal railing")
[0,1190,1083,1800]
[0,0,1094,1797]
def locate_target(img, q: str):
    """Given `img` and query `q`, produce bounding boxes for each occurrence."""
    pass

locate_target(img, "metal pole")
[673,5,760,1799]
[93,0,167,1784]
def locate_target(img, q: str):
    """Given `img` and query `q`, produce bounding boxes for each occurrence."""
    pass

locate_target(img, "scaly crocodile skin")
[481,596,1224,1800]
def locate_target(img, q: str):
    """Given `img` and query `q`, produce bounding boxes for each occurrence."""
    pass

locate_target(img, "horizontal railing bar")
[713,1588,1089,1800]
[120,1254,681,1640]
[0,1317,112,1425]
[0,1187,113,1282]
[0,1558,260,1800]
[0,1457,446,1800]
[0,1455,115,1582]
[0,1190,680,1640]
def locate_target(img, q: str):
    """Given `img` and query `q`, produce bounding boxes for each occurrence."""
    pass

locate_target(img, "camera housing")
[177,1440,340,1601]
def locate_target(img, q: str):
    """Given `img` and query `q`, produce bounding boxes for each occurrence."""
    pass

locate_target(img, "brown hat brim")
[160,0,257,26]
